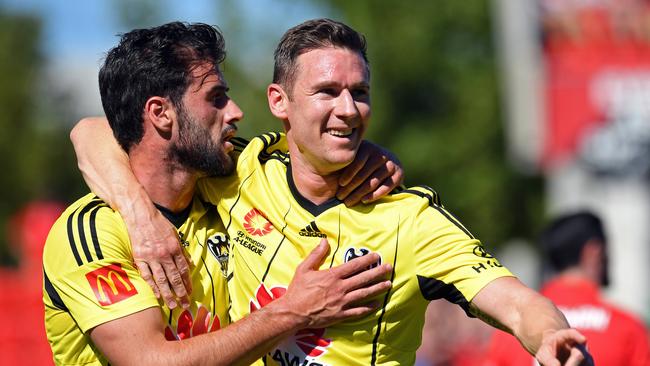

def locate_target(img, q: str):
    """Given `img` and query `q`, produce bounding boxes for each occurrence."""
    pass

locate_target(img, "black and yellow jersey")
[199,133,513,366]
[42,194,229,365]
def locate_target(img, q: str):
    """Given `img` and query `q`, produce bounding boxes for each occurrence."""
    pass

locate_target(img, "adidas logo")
[299,221,327,238]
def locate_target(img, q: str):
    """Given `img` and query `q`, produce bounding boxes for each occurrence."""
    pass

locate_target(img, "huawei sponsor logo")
[164,304,221,340]
[250,283,332,363]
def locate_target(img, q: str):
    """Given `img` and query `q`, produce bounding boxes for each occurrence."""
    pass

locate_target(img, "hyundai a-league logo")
[243,208,274,236]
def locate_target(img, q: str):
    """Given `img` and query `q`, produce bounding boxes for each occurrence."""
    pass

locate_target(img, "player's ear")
[267,83,289,120]
[144,96,174,133]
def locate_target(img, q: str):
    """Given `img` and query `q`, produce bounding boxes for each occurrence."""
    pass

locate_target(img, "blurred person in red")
[416,300,494,366]
[0,200,65,365]
[483,211,650,366]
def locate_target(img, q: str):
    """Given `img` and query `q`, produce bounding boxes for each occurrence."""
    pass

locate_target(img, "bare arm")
[470,277,592,366]
[70,117,191,309]
[91,240,392,366]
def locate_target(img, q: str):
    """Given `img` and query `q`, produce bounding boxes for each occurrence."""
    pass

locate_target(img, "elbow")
[70,117,97,146]
[70,117,104,169]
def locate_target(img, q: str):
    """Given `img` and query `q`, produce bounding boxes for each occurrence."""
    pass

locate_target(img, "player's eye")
[319,88,338,96]
[212,92,228,108]
[351,88,369,100]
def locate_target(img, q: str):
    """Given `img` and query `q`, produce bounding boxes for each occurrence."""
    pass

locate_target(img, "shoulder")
[48,194,121,234]
[390,185,442,206]
[237,132,289,167]
[379,185,455,222]
[607,302,650,335]
[197,133,289,203]
[369,184,476,239]
[44,193,128,268]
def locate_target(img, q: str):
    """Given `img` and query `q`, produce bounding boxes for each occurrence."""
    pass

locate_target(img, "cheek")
[359,107,371,127]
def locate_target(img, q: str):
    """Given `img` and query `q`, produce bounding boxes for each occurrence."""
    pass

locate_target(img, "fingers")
[297,239,331,272]
[344,279,392,304]
[330,252,382,278]
[337,154,385,201]
[337,147,404,206]
[148,261,176,309]
[132,221,192,309]
[162,256,189,309]
[536,328,590,366]
[536,347,561,366]
[565,346,586,366]
[342,263,392,291]
[362,160,403,203]
[343,172,400,207]
[337,302,380,318]
[135,260,159,298]
[338,142,371,187]
[176,251,193,294]
[359,176,399,204]
[555,328,586,344]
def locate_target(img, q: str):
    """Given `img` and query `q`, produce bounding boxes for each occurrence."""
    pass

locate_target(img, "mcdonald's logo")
[85,263,138,306]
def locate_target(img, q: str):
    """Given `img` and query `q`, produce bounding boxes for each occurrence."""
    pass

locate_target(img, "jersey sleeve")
[411,197,514,311]
[43,202,159,333]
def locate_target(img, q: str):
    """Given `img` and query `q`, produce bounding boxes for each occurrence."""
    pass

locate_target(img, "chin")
[325,152,357,171]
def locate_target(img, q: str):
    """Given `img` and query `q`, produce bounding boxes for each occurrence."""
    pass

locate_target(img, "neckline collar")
[286,164,342,216]
[154,201,193,229]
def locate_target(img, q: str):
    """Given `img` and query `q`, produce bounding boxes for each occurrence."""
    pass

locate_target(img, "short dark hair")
[99,22,226,151]
[540,211,606,271]
[272,18,368,96]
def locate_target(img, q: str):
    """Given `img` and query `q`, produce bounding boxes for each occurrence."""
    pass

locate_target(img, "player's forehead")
[294,47,369,86]
[188,61,227,91]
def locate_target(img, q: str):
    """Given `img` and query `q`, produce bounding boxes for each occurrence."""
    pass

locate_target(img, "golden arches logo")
[85,263,138,306]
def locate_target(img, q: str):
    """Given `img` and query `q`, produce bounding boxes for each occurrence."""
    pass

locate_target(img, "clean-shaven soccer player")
[66,19,594,366]
[44,22,395,366]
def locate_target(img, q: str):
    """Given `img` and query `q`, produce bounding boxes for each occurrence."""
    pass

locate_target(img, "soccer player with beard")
[66,19,595,366]
[43,22,396,366]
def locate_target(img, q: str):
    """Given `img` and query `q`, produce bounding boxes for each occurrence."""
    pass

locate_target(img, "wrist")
[262,296,311,332]
[117,184,158,226]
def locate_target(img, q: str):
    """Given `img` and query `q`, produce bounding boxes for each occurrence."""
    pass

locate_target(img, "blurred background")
[0,0,648,364]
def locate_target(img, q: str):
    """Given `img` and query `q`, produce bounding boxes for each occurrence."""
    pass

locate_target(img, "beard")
[170,103,235,177]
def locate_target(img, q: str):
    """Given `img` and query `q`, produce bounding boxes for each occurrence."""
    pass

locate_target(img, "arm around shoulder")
[70,116,191,308]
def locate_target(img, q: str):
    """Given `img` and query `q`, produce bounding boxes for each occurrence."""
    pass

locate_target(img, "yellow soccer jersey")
[198,133,514,366]
[43,193,229,366]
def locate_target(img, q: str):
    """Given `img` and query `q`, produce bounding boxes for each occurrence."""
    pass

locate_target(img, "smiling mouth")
[326,128,354,137]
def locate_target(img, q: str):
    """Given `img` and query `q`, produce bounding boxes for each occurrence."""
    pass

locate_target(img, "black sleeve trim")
[401,187,475,239]
[417,275,473,318]
[43,269,68,312]
[66,206,83,266]
[77,200,103,263]
[230,136,249,151]
[89,205,105,260]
